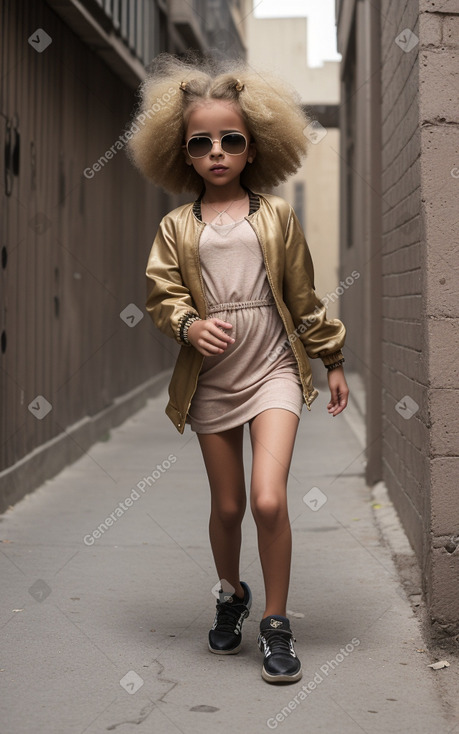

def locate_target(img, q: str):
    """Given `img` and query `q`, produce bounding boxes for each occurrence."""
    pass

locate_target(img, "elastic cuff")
[320,350,344,367]
[326,358,345,371]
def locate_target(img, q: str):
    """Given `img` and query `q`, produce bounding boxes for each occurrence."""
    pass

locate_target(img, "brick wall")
[379,0,459,631]
[380,1,427,560]
[337,0,459,632]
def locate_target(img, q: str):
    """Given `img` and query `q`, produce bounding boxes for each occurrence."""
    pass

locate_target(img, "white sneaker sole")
[261,665,303,683]
[208,640,242,655]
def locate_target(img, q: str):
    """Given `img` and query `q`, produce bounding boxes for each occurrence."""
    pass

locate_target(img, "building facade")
[336,0,459,634]
[0,0,247,512]
[246,15,341,334]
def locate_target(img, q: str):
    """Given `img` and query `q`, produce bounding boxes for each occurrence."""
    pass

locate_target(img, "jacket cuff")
[320,350,344,367]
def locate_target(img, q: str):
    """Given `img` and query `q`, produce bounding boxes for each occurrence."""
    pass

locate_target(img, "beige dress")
[188,217,304,433]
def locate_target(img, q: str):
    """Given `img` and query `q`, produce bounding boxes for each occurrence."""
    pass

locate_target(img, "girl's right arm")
[145,217,200,345]
[145,217,234,354]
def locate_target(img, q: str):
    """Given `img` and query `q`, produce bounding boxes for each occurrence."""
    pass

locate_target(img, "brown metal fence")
[0,0,177,509]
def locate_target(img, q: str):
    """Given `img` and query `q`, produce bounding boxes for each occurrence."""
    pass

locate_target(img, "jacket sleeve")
[145,217,200,345]
[283,206,346,366]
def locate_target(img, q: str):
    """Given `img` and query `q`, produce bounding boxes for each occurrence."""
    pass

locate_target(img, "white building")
[246,15,341,322]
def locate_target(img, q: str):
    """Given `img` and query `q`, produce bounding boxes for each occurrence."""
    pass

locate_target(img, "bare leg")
[249,409,299,618]
[197,425,246,599]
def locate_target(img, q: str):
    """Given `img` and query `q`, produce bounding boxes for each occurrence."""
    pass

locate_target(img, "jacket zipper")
[244,216,313,411]
[184,221,207,421]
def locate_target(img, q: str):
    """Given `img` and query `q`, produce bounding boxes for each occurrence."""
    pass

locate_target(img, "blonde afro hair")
[125,52,312,194]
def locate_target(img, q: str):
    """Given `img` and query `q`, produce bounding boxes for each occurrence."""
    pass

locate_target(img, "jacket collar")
[192,186,260,221]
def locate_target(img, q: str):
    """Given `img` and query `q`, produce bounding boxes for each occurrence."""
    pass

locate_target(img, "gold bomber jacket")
[146,189,346,433]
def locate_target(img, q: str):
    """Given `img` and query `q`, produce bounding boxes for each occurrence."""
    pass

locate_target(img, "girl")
[126,53,349,684]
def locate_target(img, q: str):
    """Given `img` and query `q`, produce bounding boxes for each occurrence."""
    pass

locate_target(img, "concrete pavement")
[1,371,458,733]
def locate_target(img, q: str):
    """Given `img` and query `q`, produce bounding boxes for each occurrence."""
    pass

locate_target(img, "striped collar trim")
[192,187,260,221]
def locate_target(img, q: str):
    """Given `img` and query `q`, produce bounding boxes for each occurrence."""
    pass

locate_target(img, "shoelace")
[262,629,295,655]
[214,600,248,633]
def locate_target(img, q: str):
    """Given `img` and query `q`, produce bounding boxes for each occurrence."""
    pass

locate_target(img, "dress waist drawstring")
[207,298,275,314]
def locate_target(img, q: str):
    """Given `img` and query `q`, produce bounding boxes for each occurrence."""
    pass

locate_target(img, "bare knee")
[251,490,287,526]
[212,496,246,529]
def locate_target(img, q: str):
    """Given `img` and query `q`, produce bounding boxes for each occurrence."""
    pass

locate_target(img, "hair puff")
[125,52,312,194]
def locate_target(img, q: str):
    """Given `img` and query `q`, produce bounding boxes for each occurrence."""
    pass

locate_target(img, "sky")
[253,0,341,68]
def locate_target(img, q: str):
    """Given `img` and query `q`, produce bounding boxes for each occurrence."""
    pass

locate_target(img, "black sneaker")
[258,615,302,683]
[208,581,252,655]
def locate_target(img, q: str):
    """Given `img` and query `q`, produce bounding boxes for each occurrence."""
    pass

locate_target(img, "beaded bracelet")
[181,314,201,345]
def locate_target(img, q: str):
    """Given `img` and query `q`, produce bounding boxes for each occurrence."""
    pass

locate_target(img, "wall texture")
[418,0,459,632]
[380,1,426,574]
[336,0,459,634]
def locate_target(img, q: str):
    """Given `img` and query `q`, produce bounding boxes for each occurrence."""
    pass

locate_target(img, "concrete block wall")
[380,0,459,632]
[336,0,459,633]
[418,0,459,633]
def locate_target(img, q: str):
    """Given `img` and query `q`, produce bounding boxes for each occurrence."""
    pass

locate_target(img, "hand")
[187,318,235,356]
[326,366,349,416]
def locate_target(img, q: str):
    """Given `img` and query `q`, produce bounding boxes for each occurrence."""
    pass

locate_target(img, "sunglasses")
[185,132,248,158]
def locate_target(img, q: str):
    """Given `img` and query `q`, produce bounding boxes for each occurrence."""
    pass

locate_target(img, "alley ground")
[1,372,458,733]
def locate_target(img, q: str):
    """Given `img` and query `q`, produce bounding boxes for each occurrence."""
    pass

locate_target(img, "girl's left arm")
[326,366,349,416]
[283,207,346,365]
[283,207,349,415]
